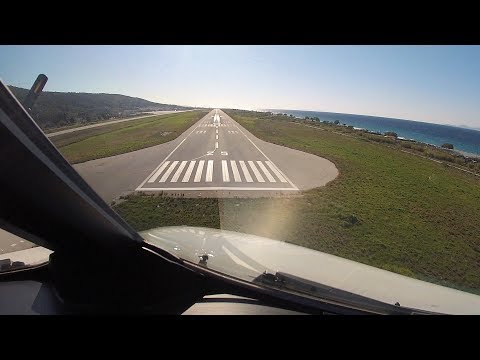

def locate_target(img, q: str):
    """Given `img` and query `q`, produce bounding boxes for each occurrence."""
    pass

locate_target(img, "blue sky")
[1,45,479,127]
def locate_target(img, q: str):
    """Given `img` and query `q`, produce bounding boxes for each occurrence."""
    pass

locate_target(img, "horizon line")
[7,83,479,132]
[262,107,480,132]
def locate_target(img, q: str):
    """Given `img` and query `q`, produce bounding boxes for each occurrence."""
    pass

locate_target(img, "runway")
[136,109,297,192]
[75,109,338,201]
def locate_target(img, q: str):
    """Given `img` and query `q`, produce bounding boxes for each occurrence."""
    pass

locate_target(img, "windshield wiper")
[253,271,435,315]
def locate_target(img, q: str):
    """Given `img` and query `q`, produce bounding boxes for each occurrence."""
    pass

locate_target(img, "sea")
[265,109,480,157]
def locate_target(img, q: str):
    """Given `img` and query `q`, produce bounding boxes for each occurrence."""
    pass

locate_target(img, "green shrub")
[384,131,398,138]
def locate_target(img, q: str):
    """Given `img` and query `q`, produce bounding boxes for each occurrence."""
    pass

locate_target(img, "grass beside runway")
[113,195,221,230]
[113,110,480,294]
[52,110,209,163]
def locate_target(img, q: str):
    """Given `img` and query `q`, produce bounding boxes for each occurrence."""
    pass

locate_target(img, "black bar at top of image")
[1,6,479,45]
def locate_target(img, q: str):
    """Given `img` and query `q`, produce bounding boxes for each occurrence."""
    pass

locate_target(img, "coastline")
[454,150,480,159]
[258,110,480,176]
[266,109,480,157]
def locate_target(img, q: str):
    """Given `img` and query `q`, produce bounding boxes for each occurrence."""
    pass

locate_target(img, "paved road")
[47,110,189,138]
[75,109,338,202]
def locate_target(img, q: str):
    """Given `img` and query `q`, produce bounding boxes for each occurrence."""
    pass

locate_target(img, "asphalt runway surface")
[75,109,338,202]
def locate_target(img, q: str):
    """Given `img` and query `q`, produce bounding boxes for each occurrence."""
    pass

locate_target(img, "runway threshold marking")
[248,161,265,182]
[147,161,170,183]
[194,160,205,182]
[265,161,287,183]
[222,160,230,182]
[239,161,253,183]
[230,160,241,182]
[159,161,179,182]
[182,160,196,182]
[142,160,286,185]
[137,110,298,192]
[171,161,188,182]
[257,161,276,182]
[206,160,214,182]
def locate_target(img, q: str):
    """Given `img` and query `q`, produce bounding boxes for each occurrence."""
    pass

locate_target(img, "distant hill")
[8,86,192,130]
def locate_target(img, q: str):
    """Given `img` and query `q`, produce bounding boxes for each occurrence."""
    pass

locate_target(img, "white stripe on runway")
[230,161,241,182]
[216,134,218,140]
[216,129,218,134]
[140,186,297,191]
[222,160,230,182]
[215,141,218,149]
[248,161,265,182]
[265,161,287,182]
[206,160,214,182]
[239,161,253,182]
[171,161,187,182]
[257,161,276,182]
[147,161,170,183]
[159,161,179,182]
[194,160,205,182]
[182,161,196,182]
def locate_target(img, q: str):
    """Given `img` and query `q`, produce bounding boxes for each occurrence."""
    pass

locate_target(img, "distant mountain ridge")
[8,86,192,130]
